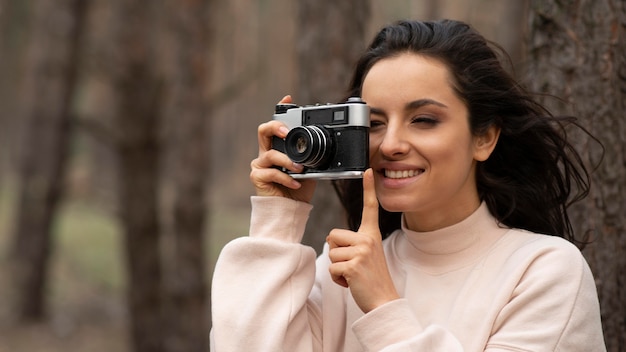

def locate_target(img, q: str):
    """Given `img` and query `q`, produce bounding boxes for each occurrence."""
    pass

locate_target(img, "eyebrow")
[370,98,448,116]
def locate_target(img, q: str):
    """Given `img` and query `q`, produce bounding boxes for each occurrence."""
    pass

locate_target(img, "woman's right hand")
[249,95,317,203]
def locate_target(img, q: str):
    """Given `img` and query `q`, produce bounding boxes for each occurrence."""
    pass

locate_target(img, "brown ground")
[0,266,129,352]
[0,320,128,352]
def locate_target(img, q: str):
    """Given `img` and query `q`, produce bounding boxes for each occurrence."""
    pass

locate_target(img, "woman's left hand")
[326,168,400,313]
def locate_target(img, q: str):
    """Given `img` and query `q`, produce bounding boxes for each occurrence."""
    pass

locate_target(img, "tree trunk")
[526,1,626,350]
[296,0,371,253]
[0,0,31,185]
[161,0,211,350]
[110,1,164,351]
[8,0,87,321]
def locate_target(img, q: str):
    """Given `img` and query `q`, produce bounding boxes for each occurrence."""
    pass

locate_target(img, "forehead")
[361,53,456,101]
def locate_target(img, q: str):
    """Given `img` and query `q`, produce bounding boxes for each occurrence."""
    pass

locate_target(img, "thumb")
[358,168,380,236]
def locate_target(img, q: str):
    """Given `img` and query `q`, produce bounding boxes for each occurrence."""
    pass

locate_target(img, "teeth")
[384,169,423,179]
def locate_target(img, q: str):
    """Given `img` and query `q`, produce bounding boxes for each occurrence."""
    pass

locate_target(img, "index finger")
[279,95,293,104]
[258,120,289,153]
[358,168,380,236]
[257,95,295,152]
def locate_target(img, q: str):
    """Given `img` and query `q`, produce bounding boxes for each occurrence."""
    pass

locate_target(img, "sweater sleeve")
[352,299,463,351]
[210,196,322,352]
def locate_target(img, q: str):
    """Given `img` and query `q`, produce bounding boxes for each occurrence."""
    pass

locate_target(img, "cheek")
[422,134,475,167]
[368,134,382,158]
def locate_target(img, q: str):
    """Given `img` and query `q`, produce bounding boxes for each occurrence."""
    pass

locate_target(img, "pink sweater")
[211,197,606,351]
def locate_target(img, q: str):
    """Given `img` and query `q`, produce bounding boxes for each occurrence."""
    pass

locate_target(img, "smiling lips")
[383,169,425,179]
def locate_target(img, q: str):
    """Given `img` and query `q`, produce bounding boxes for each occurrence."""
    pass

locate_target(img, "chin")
[378,197,416,213]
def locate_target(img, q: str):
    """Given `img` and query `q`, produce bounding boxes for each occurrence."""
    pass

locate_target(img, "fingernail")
[278,95,292,104]
[292,162,303,171]
[279,126,289,136]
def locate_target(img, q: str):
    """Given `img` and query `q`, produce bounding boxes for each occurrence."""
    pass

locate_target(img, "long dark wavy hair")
[334,19,598,247]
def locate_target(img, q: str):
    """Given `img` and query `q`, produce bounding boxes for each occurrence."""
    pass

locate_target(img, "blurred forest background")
[0,0,623,351]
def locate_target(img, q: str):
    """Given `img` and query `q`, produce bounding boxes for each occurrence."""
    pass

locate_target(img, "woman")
[211,20,606,351]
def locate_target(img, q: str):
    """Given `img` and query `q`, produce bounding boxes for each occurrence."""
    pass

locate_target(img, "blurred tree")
[0,0,31,185]
[296,0,371,253]
[0,0,8,190]
[8,0,87,321]
[527,1,625,350]
[161,0,211,350]
[109,0,164,350]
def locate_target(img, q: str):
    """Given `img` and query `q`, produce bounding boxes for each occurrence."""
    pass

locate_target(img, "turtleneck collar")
[395,202,509,274]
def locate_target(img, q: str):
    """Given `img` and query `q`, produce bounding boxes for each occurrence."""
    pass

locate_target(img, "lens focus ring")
[284,125,333,168]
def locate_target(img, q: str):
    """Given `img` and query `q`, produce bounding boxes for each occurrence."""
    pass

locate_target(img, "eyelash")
[411,116,439,125]
[369,116,439,128]
[370,120,384,127]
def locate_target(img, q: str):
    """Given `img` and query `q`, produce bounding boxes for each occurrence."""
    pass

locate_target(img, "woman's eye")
[411,116,439,126]
[370,120,385,128]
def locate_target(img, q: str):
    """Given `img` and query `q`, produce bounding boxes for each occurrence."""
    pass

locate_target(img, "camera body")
[272,97,370,180]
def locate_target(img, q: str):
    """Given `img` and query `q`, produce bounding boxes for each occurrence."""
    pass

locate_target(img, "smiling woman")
[339,20,594,243]
[210,20,606,352]
[362,53,498,231]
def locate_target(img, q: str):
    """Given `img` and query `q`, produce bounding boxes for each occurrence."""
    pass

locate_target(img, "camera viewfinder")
[304,107,349,125]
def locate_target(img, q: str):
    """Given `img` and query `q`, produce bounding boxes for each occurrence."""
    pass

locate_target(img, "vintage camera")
[272,97,370,180]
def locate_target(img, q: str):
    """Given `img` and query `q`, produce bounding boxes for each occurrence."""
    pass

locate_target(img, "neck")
[404,198,481,232]
[397,202,509,273]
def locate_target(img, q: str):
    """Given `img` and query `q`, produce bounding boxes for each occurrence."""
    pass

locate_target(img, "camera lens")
[295,136,308,154]
[285,125,334,168]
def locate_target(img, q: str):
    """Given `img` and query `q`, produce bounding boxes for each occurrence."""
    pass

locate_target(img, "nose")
[377,122,410,159]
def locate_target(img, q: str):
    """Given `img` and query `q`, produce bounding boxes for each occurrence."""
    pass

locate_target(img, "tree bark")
[296,0,371,253]
[526,1,626,350]
[0,0,31,185]
[161,0,211,350]
[110,1,164,351]
[8,0,87,321]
